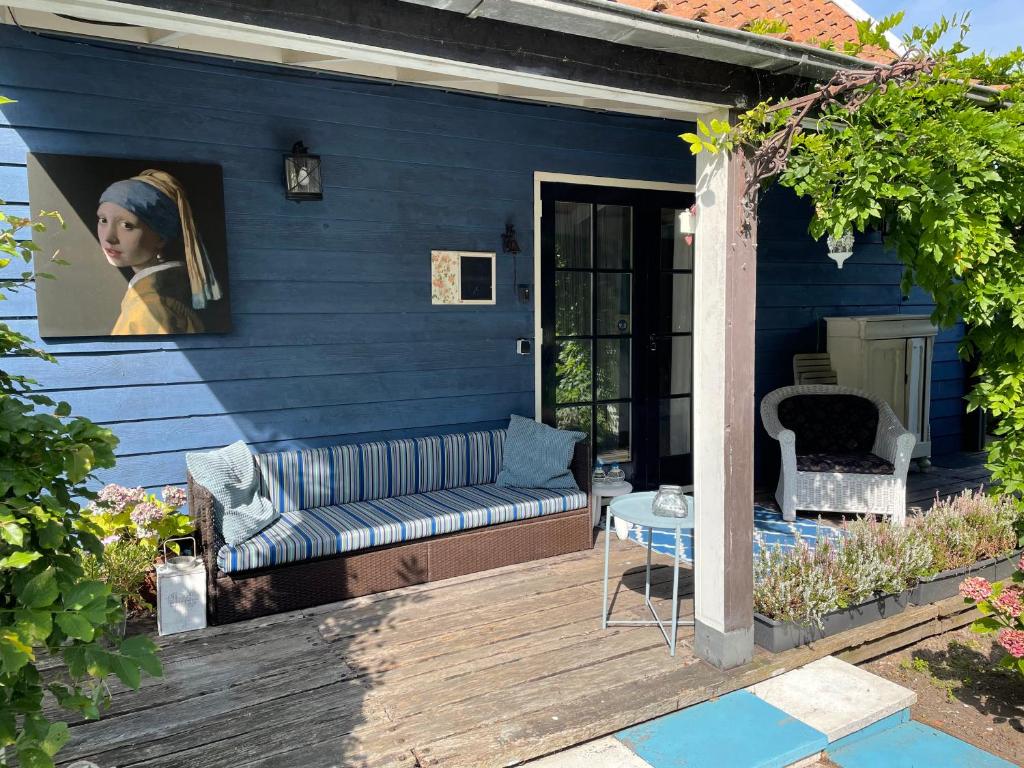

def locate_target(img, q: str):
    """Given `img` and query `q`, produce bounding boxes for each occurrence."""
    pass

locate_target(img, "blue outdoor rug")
[626,504,844,562]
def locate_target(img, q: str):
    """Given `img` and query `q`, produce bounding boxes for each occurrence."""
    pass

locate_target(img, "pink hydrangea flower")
[994,587,1023,618]
[129,501,164,527]
[100,534,121,546]
[96,484,146,513]
[959,576,992,601]
[162,485,188,508]
[997,628,1024,659]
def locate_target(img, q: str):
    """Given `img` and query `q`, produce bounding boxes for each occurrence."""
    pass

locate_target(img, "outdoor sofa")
[761,384,915,524]
[189,428,593,624]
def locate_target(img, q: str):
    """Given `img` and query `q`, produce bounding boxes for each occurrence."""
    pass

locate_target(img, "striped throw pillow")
[495,414,585,490]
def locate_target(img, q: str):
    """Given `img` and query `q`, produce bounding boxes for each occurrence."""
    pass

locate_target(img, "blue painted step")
[829,721,1018,768]
[616,690,828,768]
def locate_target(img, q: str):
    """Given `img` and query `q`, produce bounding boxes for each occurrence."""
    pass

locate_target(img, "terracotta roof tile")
[615,0,894,62]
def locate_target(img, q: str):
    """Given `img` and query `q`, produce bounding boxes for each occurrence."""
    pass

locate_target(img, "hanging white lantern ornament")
[678,204,696,246]
[826,230,855,269]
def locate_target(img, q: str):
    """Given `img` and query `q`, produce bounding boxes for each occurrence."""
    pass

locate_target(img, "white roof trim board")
[2,0,889,120]
[2,0,731,120]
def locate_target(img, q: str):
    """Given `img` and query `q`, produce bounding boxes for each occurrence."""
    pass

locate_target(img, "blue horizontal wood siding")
[755,186,967,483]
[0,27,967,494]
[0,26,695,491]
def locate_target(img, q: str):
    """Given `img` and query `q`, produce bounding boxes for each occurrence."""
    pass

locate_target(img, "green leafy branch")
[679,15,1024,498]
[0,95,163,767]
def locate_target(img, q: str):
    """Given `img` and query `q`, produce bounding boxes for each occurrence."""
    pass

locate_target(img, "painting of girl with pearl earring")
[27,154,231,337]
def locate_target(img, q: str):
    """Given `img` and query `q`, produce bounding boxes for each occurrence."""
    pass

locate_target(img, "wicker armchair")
[760,385,916,525]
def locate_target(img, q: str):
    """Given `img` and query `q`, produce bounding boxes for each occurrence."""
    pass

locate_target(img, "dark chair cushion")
[796,452,895,475]
[777,394,879,455]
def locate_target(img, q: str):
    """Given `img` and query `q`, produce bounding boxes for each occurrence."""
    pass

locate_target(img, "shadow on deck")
[53,534,838,768]
[54,454,992,768]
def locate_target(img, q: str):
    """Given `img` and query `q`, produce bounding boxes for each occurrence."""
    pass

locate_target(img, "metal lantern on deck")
[284,141,323,201]
[827,230,855,269]
[156,537,207,636]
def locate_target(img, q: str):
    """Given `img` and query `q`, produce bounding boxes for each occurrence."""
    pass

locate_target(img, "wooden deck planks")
[54,457,992,767]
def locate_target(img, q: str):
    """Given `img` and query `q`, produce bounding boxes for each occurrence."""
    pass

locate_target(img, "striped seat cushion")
[255,429,506,514]
[217,483,587,574]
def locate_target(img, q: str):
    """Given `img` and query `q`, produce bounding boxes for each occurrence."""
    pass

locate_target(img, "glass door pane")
[555,202,592,268]
[655,207,694,465]
[550,195,634,465]
[596,205,632,269]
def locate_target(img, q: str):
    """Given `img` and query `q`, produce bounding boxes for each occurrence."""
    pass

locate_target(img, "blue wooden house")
[0,0,968,670]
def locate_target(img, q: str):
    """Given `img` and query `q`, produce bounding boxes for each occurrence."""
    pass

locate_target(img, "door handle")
[648,333,658,352]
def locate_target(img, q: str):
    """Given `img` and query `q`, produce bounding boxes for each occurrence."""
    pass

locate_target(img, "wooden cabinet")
[826,315,937,464]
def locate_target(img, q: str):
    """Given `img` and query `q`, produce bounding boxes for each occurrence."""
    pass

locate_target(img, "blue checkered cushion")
[217,483,587,573]
[496,414,584,489]
[255,429,506,514]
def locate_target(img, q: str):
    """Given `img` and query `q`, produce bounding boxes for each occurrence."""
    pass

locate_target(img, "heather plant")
[754,518,932,627]
[838,517,932,601]
[908,489,1021,576]
[753,534,844,627]
[960,558,1024,677]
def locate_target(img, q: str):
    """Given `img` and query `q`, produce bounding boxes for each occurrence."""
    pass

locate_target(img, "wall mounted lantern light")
[501,222,521,255]
[284,141,323,201]
[826,230,855,269]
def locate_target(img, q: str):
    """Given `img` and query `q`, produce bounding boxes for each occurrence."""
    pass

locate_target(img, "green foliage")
[845,11,903,57]
[79,485,194,614]
[742,11,902,56]
[81,541,156,616]
[743,18,789,36]
[684,16,1024,497]
[0,128,162,763]
[554,341,623,456]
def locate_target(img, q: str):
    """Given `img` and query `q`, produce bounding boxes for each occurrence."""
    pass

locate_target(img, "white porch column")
[692,111,757,669]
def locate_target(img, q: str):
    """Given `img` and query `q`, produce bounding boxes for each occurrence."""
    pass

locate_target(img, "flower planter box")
[754,592,908,654]
[994,547,1024,582]
[908,547,1024,606]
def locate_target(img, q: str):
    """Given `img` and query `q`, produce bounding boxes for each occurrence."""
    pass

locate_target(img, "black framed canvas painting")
[27,153,232,337]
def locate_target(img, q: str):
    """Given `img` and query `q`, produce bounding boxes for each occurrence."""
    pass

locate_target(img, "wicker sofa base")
[207,506,594,625]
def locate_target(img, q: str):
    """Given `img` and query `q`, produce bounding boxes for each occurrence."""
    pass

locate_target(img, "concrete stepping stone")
[749,655,916,742]
[523,737,652,768]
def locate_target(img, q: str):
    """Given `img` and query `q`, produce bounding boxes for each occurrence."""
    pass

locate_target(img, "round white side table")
[590,481,633,532]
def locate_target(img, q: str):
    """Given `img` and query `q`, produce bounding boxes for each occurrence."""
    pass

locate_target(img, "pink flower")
[96,484,146,513]
[1018,555,1024,573]
[997,628,1024,659]
[994,588,1023,619]
[959,576,992,601]
[100,534,120,546]
[130,501,164,527]
[162,485,188,508]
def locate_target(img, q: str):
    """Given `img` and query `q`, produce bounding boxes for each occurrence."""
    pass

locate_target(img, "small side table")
[590,481,633,529]
[602,491,695,657]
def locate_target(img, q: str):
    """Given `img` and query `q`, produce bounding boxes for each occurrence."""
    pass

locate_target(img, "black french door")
[540,182,696,489]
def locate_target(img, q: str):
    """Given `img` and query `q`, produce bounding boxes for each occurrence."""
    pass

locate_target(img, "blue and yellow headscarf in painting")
[99,169,222,310]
